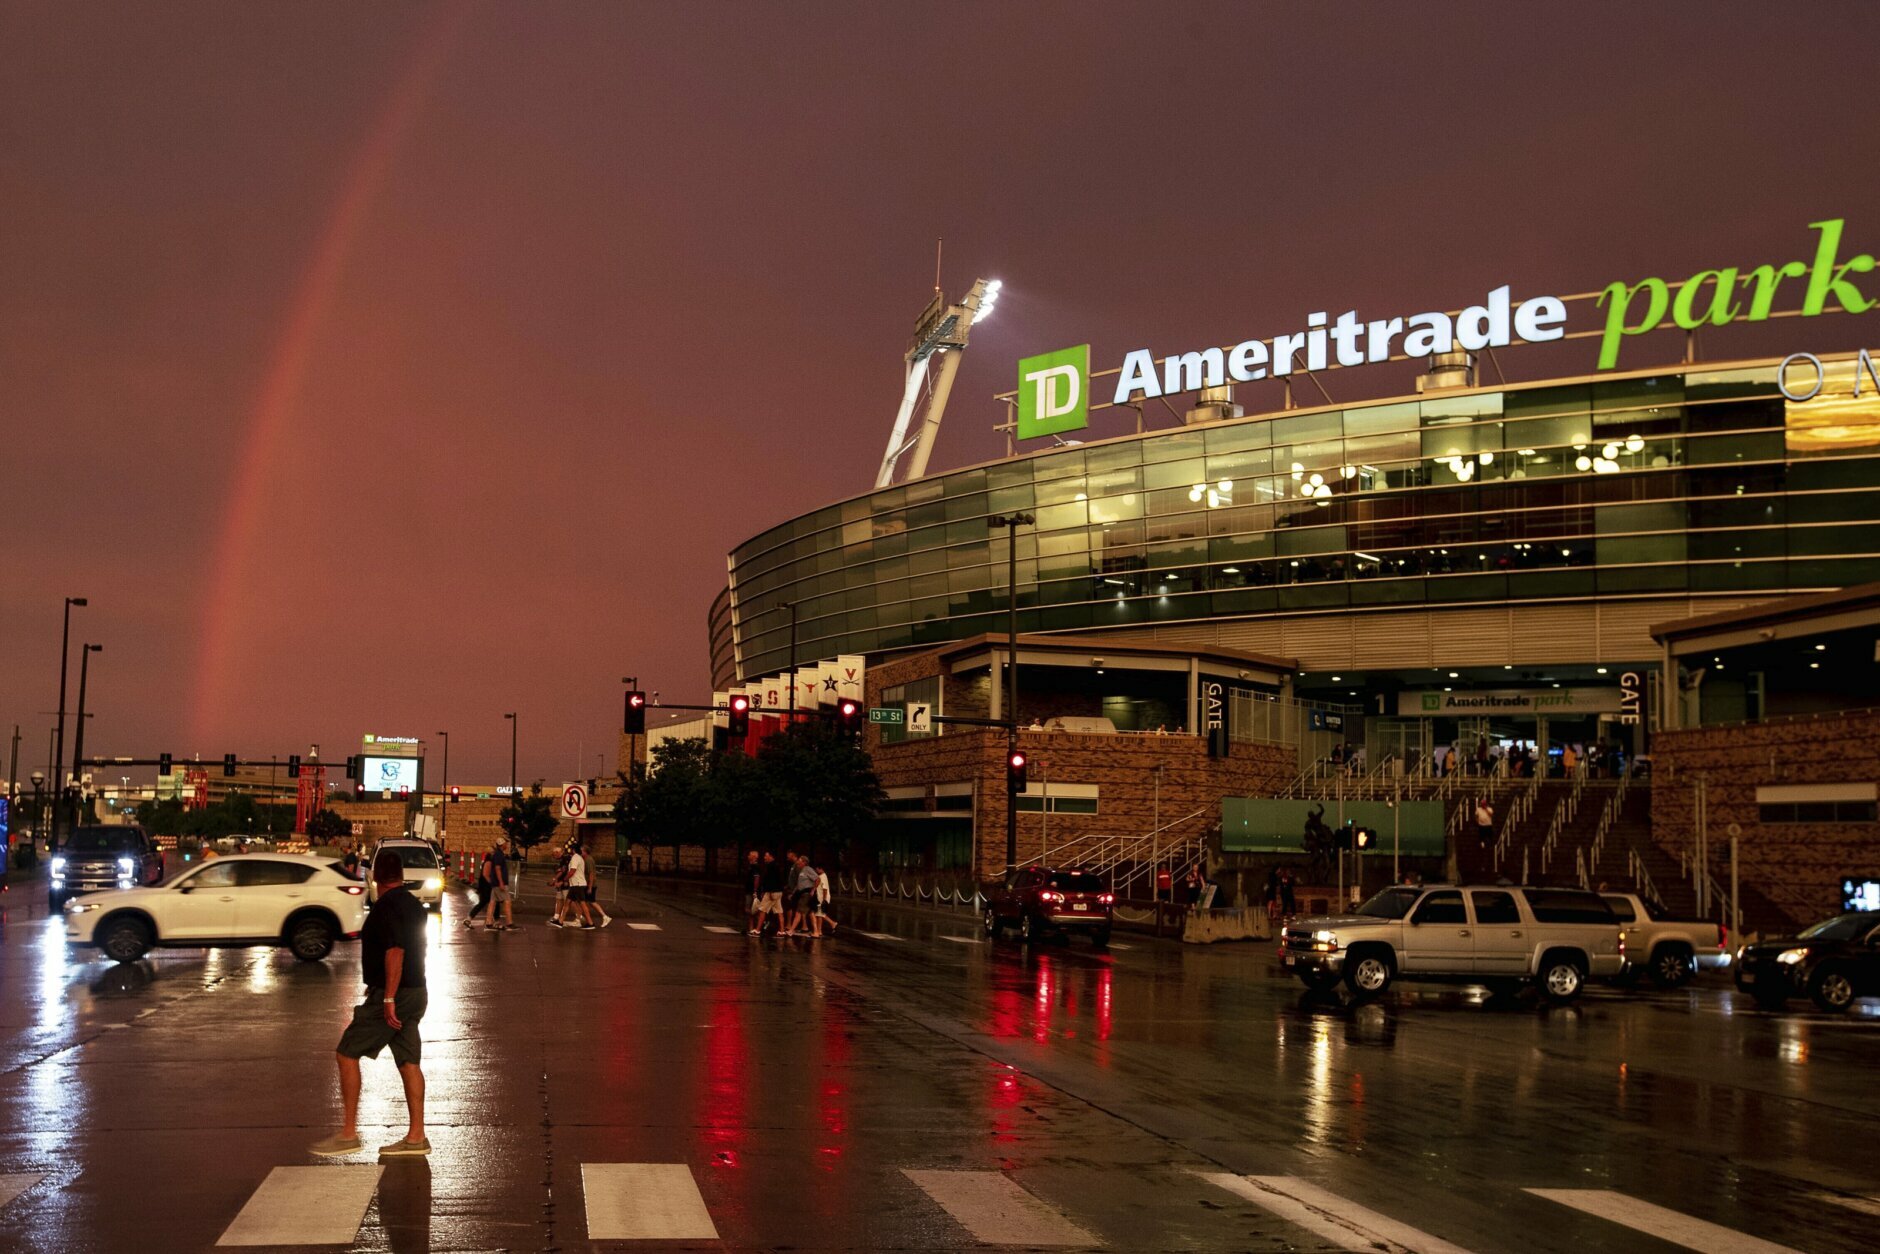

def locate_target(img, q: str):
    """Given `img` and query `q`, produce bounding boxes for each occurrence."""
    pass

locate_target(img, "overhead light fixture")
[971,278,1002,324]
[1814,643,1826,651]
[1596,666,1608,674]
[1624,435,1645,453]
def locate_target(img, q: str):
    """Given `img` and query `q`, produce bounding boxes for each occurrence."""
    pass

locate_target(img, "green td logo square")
[1017,344,1089,440]
[1421,693,1441,711]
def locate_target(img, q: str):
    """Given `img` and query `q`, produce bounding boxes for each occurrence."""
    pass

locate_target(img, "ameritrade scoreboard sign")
[1018,217,1875,439]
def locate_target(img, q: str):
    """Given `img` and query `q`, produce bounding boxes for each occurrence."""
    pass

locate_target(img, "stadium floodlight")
[875,275,1005,488]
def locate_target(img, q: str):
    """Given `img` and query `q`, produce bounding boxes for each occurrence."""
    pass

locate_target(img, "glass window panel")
[909,546,947,576]
[1204,422,1272,454]
[1084,441,1142,473]
[944,492,988,522]
[1141,428,1207,463]
[1035,500,1088,530]
[1034,475,1089,506]
[987,483,1035,512]
[1271,410,1343,444]
[1343,400,1421,436]
[1087,492,1143,523]
[1032,449,1085,481]
[1144,457,1207,490]
[1205,448,1274,483]
[1790,524,1880,556]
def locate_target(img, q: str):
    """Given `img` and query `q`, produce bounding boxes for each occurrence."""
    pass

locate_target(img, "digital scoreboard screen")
[361,755,420,795]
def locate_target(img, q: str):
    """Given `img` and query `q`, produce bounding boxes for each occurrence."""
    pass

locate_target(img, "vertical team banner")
[791,664,826,711]
[833,655,866,704]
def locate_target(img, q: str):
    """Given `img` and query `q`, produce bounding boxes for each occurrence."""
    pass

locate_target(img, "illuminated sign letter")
[1113,348,1162,404]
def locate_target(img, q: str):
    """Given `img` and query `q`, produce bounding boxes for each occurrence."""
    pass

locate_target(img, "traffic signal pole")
[989,512,1033,878]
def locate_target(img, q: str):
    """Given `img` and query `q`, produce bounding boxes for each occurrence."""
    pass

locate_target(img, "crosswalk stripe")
[1107,942,1133,950]
[858,931,899,941]
[939,935,983,945]
[702,925,740,934]
[1525,1188,1801,1254]
[217,1165,382,1247]
[582,1163,718,1240]
[0,1173,44,1211]
[1201,1174,1472,1254]
[903,1169,1098,1246]
[626,922,661,931]
[1815,1191,1880,1218]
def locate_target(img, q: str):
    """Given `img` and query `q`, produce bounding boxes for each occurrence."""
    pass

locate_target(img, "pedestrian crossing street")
[5,1156,1869,1249]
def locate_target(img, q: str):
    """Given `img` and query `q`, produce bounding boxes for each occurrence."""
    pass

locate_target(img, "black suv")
[50,825,165,910]
[1735,911,1880,1012]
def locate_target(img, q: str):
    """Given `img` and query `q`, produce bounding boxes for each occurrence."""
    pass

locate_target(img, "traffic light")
[287,754,301,779]
[836,698,862,734]
[624,690,647,735]
[1355,826,1374,851]
[728,693,751,738]
[158,752,171,776]
[1006,748,1028,793]
[223,754,237,777]
[449,785,461,804]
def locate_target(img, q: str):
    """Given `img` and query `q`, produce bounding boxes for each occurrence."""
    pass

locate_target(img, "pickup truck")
[1600,891,1731,989]
[50,825,166,910]
[1280,883,1626,1005]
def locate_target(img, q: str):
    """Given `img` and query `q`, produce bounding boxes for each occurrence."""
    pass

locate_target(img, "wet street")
[2,879,1877,1253]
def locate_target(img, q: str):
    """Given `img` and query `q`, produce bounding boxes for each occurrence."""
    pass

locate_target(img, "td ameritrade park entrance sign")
[1399,688,1624,717]
[1016,218,1875,441]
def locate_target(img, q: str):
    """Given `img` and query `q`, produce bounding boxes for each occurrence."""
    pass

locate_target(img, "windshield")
[1356,887,1420,919]
[62,828,142,853]
[1047,873,1103,893]
[1798,914,1876,941]
[379,845,438,869]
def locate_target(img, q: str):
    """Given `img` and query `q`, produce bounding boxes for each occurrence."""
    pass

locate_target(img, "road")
[1,876,1876,1252]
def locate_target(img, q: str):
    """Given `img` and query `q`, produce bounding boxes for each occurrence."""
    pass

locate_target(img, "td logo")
[1017,344,1089,440]
[1421,693,1442,711]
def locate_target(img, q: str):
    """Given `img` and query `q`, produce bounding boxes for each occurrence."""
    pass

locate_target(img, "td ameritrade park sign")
[1400,688,1624,717]
[1016,218,1875,441]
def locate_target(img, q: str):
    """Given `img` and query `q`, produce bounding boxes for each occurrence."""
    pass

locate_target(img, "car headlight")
[67,901,103,914]
[51,856,67,876]
[425,876,443,891]
[1775,949,1807,965]
[118,856,135,872]
[1313,930,1338,944]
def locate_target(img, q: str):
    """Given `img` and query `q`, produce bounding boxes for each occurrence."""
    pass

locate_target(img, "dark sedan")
[1734,911,1880,1012]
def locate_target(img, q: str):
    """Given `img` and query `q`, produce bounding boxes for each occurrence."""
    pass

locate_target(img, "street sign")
[907,702,932,734]
[350,821,364,836]
[868,707,904,725]
[561,782,589,819]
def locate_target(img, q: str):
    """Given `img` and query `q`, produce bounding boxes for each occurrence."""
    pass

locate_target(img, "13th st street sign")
[868,707,904,724]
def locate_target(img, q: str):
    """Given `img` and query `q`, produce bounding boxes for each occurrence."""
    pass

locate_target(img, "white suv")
[1280,884,1625,1004]
[64,853,367,964]
[364,839,447,909]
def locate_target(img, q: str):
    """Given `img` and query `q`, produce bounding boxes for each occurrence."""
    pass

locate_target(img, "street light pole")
[436,730,450,844]
[988,512,1034,877]
[51,596,87,850]
[505,713,517,795]
[70,643,102,824]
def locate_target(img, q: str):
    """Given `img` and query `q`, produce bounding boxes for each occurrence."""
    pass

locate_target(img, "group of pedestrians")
[550,838,612,929]
[462,837,514,931]
[744,849,835,938]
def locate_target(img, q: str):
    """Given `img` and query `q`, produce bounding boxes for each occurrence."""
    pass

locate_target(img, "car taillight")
[1039,891,1063,903]
[1098,893,1114,905]
[339,885,364,896]
[1718,922,1729,949]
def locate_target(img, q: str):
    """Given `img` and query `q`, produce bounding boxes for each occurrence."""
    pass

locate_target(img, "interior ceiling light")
[1624,435,1645,453]
[1575,455,1593,471]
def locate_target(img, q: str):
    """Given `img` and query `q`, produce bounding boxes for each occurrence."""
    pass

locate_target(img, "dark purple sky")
[3,2,1875,784]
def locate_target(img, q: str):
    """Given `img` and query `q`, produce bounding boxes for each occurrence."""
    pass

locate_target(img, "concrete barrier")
[1181,907,1273,944]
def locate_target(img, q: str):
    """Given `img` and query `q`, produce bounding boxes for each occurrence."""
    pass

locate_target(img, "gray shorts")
[490,885,510,904]
[337,987,427,1067]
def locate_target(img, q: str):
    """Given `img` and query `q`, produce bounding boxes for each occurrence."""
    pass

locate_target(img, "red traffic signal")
[1006,749,1028,792]
[449,785,461,803]
[728,693,751,737]
[836,698,862,732]
[624,689,647,735]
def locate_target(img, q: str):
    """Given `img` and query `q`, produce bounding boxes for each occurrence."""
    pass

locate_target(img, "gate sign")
[907,702,933,734]
[560,782,589,820]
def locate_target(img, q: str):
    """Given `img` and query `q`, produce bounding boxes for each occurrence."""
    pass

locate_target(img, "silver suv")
[1280,884,1625,1004]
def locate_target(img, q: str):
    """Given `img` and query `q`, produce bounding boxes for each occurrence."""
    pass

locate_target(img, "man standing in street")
[311,848,430,1158]
[744,850,762,936]
[756,850,787,937]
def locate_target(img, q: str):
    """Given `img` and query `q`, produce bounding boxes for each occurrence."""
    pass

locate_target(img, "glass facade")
[727,357,1880,680]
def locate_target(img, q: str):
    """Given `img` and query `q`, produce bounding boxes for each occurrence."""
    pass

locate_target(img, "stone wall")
[1651,709,1880,929]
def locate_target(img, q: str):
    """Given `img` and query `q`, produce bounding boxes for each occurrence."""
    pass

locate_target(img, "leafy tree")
[305,809,350,840]
[499,783,560,857]
[616,738,722,872]
[750,719,884,861]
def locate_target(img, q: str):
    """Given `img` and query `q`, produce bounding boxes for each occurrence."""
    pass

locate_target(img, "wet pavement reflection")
[2,878,1878,1251]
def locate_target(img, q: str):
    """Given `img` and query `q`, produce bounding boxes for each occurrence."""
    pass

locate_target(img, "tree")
[499,783,560,856]
[305,809,350,841]
[616,738,722,872]
[750,719,884,861]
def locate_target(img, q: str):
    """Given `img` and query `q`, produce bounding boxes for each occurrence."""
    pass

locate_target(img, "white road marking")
[939,935,983,945]
[701,925,739,934]
[217,1165,382,1247]
[1525,1188,1801,1254]
[0,1173,44,1211]
[582,1163,718,1241]
[1815,1191,1880,1218]
[625,922,661,931]
[903,1169,1098,1246]
[1201,1174,1472,1254]
[858,931,899,941]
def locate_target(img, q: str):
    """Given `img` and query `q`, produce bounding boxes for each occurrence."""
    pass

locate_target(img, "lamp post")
[988,512,1034,876]
[436,731,450,844]
[504,713,517,795]
[69,643,102,825]
[29,770,44,862]
[51,595,87,850]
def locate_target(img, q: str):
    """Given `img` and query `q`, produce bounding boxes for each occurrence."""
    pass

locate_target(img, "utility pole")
[51,595,87,850]
[989,512,1034,877]
[436,730,450,844]
[7,724,18,809]
[505,713,518,796]
[70,643,102,824]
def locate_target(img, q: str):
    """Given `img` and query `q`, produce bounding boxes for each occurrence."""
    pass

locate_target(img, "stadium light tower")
[874,276,1001,488]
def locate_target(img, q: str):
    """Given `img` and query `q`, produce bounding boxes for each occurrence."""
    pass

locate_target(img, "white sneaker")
[598,916,612,928]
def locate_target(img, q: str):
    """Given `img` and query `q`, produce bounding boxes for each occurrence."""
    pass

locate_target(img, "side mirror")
[177,885,193,895]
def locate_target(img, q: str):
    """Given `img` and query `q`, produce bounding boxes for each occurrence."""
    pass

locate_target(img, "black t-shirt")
[361,884,427,990]
[759,860,787,893]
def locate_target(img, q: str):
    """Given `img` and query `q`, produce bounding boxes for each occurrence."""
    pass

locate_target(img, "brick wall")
[1651,709,1880,929]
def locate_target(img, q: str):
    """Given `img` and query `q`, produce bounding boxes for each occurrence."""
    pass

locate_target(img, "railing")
[1627,847,1664,912]
[831,872,984,911]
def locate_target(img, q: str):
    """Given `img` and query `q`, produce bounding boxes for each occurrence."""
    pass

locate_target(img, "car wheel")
[289,916,335,962]
[1089,927,1111,949]
[983,908,1002,939]
[1810,965,1856,1014]
[100,916,151,964]
[1344,951,1393,997]
[1649,946,1693,990]
[1538,957,1585,1003]
[1019,913,1037,943]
